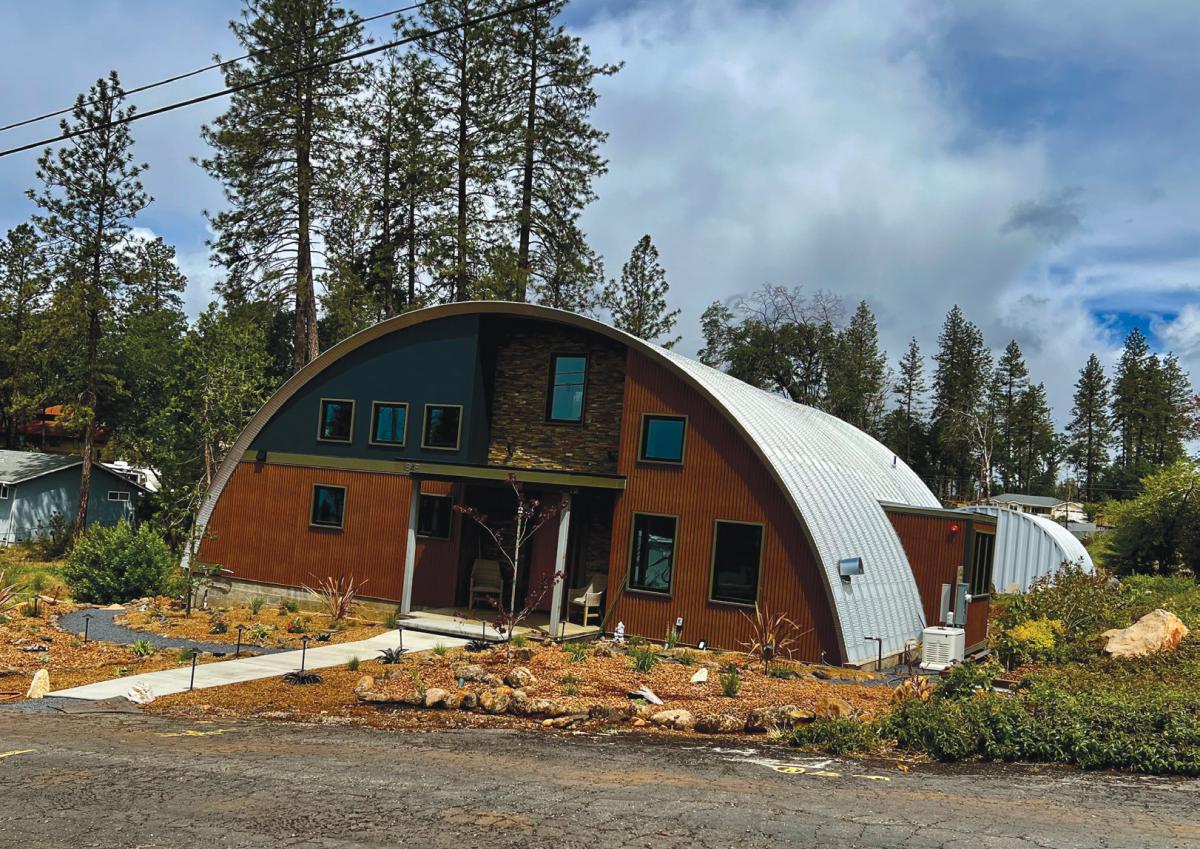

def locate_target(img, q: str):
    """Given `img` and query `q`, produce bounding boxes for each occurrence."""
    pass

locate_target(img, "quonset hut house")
[193,303,995,667]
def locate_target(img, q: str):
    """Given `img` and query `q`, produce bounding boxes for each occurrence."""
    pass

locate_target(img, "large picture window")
[417,494,453,539]
[317,399,355,443]
[547,353,587,423]
[422,404,463,450]
[310,484,347,529]
[627,513,676,594]
[969,530,996,597]
[370,401,408,446]
[639,414,686,464]
[709,521,763,605]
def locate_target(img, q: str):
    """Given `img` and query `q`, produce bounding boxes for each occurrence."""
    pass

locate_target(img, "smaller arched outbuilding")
[958,505,1094,594]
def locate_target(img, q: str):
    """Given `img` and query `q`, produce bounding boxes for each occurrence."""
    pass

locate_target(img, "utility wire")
[0,1,432,135]
[0,0,555,159]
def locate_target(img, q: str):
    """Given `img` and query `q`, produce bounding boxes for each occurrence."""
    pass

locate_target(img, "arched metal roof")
[959,505,1095,593]
[193,302,938,664]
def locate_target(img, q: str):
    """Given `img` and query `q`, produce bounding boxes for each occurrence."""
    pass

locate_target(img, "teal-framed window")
[627,513,677,595]
[639,414,687,464]
[422,404,463,451]
[370,401,408,446]
[546,353,588,423]
[310,484,347,529]
[709,520,764,606]
[317,398,355,444]
[417,494,453,539]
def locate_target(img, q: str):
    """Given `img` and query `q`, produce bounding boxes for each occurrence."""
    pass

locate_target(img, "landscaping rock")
[593,644,614,658]
[513,646,536,661]
[1102,609,1190,658]
[815,695,854,720]
[458,691,478,711]
[479,686,513,714]
[25,669,50,700]
[694,713,742,734]
[516,698,564,717]
[423,687,448,708]
[126,684,155,705]
[631,718,647,727]
[353,675,377,699]
[690,667,709,684]
[634,702,659,720]
[745,705,814,732]
[0,666,20,678]
[629,685,662,705]
[19,644,50,653]
[504,666,537,688]
[588,703,632,723]
[543,713,588,729]
[455,664,501,686]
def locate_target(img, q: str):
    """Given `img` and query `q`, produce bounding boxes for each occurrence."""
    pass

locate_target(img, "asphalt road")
[1,710,1197,849]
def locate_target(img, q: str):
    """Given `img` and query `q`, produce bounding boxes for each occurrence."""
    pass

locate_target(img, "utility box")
[920,626,965,671]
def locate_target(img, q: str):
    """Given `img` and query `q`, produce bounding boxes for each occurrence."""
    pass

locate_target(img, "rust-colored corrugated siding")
[605,353,838,662]
[198,462,459,606]
[965,597,989,648]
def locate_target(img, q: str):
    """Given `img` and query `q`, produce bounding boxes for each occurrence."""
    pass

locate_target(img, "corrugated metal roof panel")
[960,505,1094,593]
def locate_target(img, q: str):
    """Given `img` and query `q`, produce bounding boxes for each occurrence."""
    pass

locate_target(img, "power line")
[0,1,432,136]
[0,0,554,159]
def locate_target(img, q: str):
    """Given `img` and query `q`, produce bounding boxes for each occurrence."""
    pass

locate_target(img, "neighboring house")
[0,450,144,545]
[959,505,1095,593]
[14,404,109,455]
[193,302,996,666]
[987,493,1087,524]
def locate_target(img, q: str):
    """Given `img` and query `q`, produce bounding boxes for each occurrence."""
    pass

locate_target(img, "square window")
[370,402,408,446]
[422,404,462,451]
[417,494,453,539]
[710,521,763,605]
[317,399,355,443]
[639,415,686,464]
[627,513,676,594]
[106,490,130,503]
[547,354,587,423]
[310,484,346,529]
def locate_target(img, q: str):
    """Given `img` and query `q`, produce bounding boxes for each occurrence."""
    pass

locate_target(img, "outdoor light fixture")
[950,523,960,534]
[674,616,684,639]
[255,448,267,463]
[697,639,707,651]
[839,556,864,583]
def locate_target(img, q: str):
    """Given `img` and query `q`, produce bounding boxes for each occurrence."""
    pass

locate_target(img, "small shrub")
[63,521,177,604]
[346,656,361,671]
[740,603,807,672]
[249,596,264,615]
[433,642,449,657]
[791,718,880,755]
[629,643,659,673]
[664,626,679,650]
[68,637,81,649]
[304,573,366,623]
[674,650,695,666]
[283,670,323,685]
[208,609,229,635]
[509,633,529,649]
[377,646,408,664]
[995,616,1065,667]
[130,639,155,658]
[285,617,307,634]
[465,638,491,653]
[248,623,271,642]
[559,673,580,696]
[384,611,400,629]
[935,660,999,701]
[565,642,588,662]
[0,571,20,617]
[178,648,196,662]
[278,599,299,615]
[29,512,73,561]
[719,666,741,698]
[768,664,794,679]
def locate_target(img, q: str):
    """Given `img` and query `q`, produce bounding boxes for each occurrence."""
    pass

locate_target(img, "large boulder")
[815,694,855,720]
[455,664,501,687]
[25,669,50,700]
[745,705,815,732]
[423,688,449,708]
[650,709,694,731]
[479,686,513,714]
[504,666,537,688]
[694,713,742,734]
[588,703,633,723]
[1102,609,1190,658]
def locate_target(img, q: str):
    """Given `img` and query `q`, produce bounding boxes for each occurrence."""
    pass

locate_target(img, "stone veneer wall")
[486,325,625,473]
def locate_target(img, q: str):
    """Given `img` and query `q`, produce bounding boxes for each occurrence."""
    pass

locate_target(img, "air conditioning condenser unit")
[920,626,965,672]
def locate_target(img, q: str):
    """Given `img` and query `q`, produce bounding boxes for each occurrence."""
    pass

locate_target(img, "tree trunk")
[73,306,100,537]
[515,13,539,303]
[380,122,395,318]
[455,35,469,302]
[294,51,319,372]
[406,199,417,307]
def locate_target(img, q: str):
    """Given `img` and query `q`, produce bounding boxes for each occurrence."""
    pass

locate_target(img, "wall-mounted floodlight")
[839,557,864,583]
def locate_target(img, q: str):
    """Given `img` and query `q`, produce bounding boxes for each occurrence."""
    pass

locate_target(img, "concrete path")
[48,629,466,701]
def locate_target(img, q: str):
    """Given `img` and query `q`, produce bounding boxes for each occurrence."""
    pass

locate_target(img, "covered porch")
[396,462,622,641]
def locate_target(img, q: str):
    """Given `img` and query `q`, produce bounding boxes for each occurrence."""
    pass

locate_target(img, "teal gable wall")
[1,465,139,543]
[251,314,489,464]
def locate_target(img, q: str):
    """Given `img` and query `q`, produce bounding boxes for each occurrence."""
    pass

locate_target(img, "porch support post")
[401,477,420,614]
[548,493,572,639]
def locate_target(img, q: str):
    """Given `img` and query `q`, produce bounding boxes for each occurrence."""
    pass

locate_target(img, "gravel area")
[56,608,285,656]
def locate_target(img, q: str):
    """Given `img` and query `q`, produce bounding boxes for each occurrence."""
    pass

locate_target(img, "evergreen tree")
[202,0,367,372]
[1010,382,1056,493]
[1152,353,1192,466]
[1112,327,1151,472]
[0,224,51,448]
[989,340,1029,490]
[826,300,887,436]
[883,337,929,473]
[931,305,992,500]
[600,235,679,347]
[698,299,736,369]
[1065,353,1113,501]
[28,71,149,534]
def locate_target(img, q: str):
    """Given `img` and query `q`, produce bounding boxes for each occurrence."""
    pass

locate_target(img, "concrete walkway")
[49,629,466,701]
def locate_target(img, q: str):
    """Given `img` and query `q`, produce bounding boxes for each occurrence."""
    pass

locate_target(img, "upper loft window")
[310,484,346,529]
[416,494,453,539]
[422,404,463,451]
[639,414,686,464]
[709,520,763,606]
[370,401,408,446]
[968,530,996,597]
[107,490,131,503]
[547,353,587,423]
[317,398,355,443]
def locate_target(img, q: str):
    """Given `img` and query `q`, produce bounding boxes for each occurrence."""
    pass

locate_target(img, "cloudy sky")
[1,0,1198,423]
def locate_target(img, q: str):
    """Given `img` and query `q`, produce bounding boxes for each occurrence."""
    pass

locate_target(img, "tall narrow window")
[370,402,408,446]
[710,521,763,605]
[969,531,996,597]
[0,484,10,499]
[317,399,355,443]
[627,513,676,594]
[547,354,587,422]
[639,414,686,464]
[310,484,347,529]
[417,494,453,539]
[422,404,463,451]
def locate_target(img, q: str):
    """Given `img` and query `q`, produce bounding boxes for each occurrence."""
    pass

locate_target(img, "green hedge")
[63,521,178,604]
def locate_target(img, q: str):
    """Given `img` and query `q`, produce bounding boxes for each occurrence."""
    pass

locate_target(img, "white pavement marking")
[48,630,466,701]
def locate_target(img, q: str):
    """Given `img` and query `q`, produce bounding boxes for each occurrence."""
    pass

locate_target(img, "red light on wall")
[950,523,960,534]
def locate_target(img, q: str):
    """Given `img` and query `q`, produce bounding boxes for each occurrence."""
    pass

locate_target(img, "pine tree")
[0,224,51,448]
[931,305,992,500]
[1112,327,1151,471]
[698,300,735,369]
[202,0,367,372]
[601,235,680,347]
[989,340,1029,490]
[28,71,149,534]
[1010,382,1056,492]
[826,300,887,436]
[1066,354,1113,501]
[883,337,928,472]
[1153,354,1192,466]
[507,0,618,303]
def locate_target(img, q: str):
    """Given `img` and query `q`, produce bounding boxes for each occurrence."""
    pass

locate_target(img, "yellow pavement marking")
[157,728,234,738]
[765,762,890,782]
[0,749,35,760]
